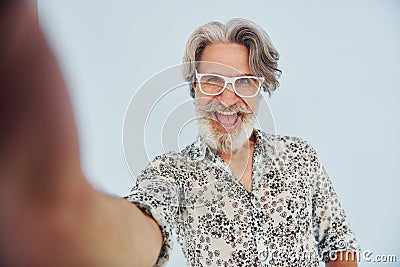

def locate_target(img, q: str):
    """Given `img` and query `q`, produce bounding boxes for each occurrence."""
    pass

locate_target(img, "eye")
[237,77,251,84]
[205,76,223,84]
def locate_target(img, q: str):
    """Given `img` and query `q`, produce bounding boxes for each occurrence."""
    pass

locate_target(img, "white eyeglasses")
[195,70,265,98]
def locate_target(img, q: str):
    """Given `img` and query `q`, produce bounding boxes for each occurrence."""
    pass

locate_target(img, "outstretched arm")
[0,1,162,266]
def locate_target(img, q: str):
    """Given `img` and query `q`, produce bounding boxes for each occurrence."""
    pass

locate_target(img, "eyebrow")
[208,72,256,77]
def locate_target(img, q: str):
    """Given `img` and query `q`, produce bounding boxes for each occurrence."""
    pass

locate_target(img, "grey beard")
[195,101,256,153]
[198,115,255,154]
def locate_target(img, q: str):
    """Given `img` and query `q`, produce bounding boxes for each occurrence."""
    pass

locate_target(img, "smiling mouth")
[213,110,241,130]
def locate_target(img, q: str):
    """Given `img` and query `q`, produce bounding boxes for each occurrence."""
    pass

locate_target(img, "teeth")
[216,110,237,115]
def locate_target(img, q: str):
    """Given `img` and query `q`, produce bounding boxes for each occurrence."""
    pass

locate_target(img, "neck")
[217,133,256,163]
[217,133,256,194]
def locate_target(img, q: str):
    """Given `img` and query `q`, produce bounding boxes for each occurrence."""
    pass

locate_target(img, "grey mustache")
[198,102,253,114]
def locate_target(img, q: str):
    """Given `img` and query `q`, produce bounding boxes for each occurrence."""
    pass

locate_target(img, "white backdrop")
[38,1,400,266]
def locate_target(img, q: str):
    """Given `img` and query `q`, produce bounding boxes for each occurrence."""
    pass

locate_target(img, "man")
[127,19,360,266]
[0,1,358,266]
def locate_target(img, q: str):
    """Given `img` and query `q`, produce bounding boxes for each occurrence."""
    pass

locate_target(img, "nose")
[216,82,239,107]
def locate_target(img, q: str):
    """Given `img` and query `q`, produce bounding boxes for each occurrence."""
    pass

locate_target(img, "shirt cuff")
[320,231,361,262]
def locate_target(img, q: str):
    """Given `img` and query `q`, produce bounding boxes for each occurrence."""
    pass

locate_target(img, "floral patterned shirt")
[127,130,360,266]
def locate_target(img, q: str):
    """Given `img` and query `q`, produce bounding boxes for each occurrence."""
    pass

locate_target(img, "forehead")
[198,43,252,76]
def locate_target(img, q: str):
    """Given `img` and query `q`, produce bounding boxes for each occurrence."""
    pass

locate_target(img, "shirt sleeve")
[125,155,180,267]
[307,143,361,262]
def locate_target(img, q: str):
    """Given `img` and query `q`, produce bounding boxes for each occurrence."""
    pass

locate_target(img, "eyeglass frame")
[194,69,265,98]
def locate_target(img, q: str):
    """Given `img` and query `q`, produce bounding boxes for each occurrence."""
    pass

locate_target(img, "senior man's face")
[194,43,260,154]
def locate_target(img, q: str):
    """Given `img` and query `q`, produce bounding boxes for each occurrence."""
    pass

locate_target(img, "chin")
[198,113,255,154]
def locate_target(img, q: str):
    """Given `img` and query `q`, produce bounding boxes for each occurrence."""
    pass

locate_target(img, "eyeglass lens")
[199,74,261,97]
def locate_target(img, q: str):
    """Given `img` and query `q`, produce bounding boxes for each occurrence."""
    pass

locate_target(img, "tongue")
[215,112,239,127]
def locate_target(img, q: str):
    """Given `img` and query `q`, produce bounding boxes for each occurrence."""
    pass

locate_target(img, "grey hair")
[183,18,281,98]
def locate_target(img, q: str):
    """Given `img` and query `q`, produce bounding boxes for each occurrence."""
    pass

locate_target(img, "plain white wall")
[38,1,399,266]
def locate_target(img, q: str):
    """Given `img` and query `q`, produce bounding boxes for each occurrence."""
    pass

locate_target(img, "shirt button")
[258,248,268,262]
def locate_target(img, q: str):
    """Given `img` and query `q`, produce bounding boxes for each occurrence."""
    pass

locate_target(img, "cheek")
[195,91,216,106]
[242,97,260,112]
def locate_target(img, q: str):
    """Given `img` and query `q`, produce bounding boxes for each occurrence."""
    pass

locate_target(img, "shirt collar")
[189,128,272,161]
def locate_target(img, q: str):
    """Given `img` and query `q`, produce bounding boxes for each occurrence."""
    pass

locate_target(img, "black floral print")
[127,130,360,266]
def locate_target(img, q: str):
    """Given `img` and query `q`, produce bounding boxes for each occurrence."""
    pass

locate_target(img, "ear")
[191,85,197,98]
[192,79,199,94]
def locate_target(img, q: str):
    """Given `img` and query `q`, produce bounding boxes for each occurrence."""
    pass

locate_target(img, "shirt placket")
[250,168,270,266]
[251,132,272,267]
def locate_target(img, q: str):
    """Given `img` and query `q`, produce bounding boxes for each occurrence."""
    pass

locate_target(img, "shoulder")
[256,130,315,155]
[141,138,202,173]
